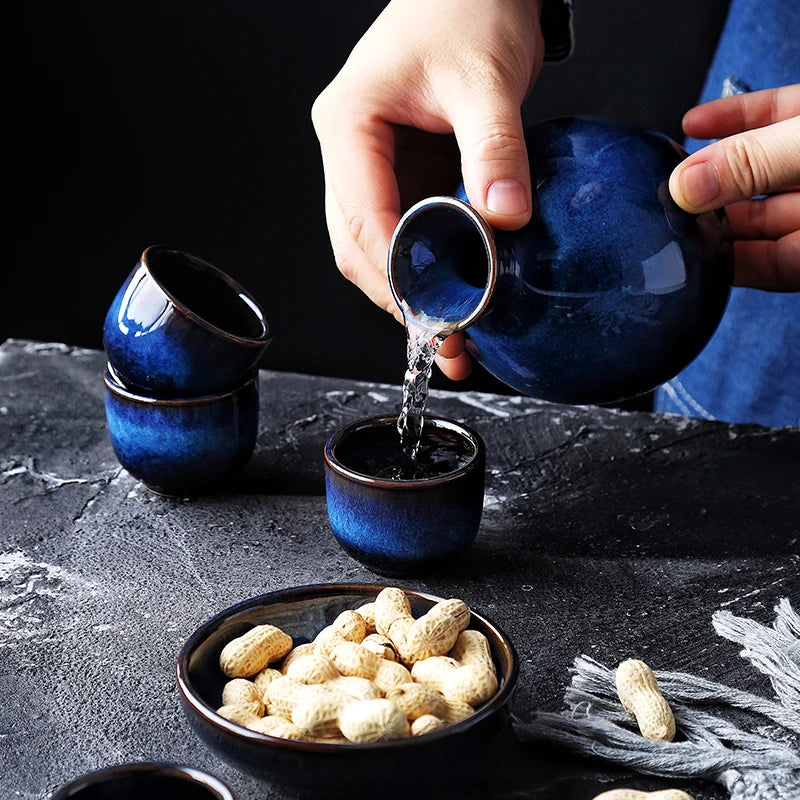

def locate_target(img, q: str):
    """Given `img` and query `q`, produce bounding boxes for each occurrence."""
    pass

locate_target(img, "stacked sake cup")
[103,246,270,495]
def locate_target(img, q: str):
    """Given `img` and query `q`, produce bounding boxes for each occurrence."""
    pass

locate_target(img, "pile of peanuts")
[215,587,498,744]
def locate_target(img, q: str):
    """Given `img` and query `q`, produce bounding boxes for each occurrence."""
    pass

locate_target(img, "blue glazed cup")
[388,116,733,405]
[50,762,237,799]
[104,245,271,397]
[323,416,485,576]
[104,366,258,496]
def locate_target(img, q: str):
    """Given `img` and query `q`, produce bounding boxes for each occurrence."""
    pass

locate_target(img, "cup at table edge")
[50,761,238,799]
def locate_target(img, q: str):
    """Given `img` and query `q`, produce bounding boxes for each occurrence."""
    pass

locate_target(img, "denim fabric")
[653,0,800,428]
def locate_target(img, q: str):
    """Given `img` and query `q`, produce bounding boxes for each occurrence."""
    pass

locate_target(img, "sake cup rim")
[323,415,484,489]
[51,760,237,799]
[104,364,257,406]
[139,244,270,346]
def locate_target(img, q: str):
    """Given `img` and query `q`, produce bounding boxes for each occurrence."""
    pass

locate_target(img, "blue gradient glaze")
[392,117,733,405]
[104,369,258,496]
[390,203,494,331]
[324,417,485,577]
[104,246,270,397]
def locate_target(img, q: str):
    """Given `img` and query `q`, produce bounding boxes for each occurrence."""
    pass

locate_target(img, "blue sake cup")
[323,416,485,576]
[389,116,733,405]
[104,366,258,496]
[104,246,270,397]
[50,762,237,799]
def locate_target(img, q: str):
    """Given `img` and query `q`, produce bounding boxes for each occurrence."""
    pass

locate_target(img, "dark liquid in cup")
[336,422,474,480]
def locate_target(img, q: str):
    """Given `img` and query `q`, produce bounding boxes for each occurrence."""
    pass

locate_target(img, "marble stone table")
[1,339,798,799]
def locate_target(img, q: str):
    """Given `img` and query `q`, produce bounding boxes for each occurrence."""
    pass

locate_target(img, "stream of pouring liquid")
[396,310,453,474]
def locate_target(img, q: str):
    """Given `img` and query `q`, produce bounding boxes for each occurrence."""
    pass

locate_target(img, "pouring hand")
[312,0,544,379]
[669,83,800,291]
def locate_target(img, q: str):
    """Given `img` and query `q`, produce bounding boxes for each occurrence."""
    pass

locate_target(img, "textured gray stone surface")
[1,339,798,799]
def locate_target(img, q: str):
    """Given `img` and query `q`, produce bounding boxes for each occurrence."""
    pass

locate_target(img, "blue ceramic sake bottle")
[389,116,733,405]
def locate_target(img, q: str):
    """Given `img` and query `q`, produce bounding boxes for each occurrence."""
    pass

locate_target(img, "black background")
[9,1,730,399]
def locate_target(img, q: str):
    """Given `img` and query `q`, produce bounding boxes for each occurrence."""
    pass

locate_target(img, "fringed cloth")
[515,599,800,798]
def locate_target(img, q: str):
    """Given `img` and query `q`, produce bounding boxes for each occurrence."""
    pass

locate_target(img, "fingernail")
[486,179,528,215]
[679,161,721,209]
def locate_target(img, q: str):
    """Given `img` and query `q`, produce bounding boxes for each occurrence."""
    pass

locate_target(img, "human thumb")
[669,117,800,213]
[450,101,532,231]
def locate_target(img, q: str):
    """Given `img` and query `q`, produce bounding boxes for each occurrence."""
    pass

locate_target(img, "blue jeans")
[653,0,800,428]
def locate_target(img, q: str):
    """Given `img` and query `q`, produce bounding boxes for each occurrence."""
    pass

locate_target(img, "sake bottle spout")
[388,196,497,333]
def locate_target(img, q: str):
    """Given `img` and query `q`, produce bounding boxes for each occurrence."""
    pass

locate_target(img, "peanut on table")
[592,790,694,800]
[591,660,689,800]
[615,659,676,742]
[215,587,499,744]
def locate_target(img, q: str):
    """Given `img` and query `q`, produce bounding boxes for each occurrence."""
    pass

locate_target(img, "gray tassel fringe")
[514,599,800,798]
